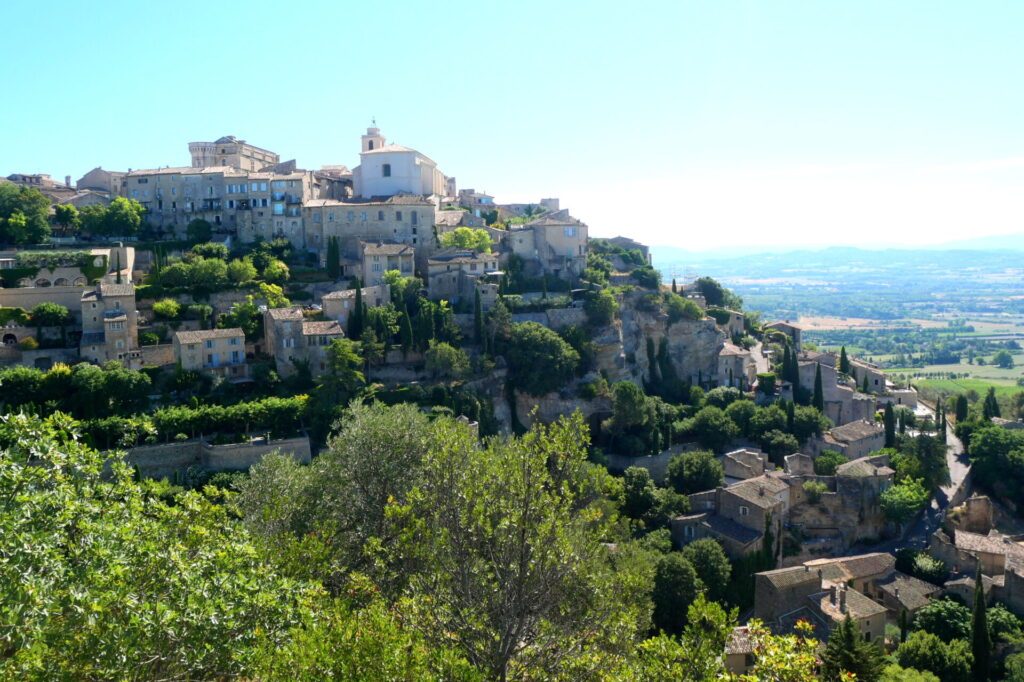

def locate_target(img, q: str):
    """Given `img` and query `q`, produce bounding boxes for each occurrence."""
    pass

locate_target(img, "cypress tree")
[821,614,884,682]
[473,287,483,345]
[972,566,991,682]
[786,400,795,433]
[399,305,414,355]
[884,403,896,448]
[326,236,340,280]
[899,608,909,643]
[955,394,969,422]
[114,251,122,284]
[349,285,364,339]
[646,337,659,390]
[671,278,677,294]
[839,346,850,374]
[812,363,824,412]
[983,387,1001,420]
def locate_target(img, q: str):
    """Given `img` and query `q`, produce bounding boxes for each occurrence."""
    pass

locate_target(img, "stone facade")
[173,328,247,377]
[125,435,310,480]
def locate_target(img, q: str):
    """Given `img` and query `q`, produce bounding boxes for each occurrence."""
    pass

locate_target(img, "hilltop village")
[6,129,1024,679]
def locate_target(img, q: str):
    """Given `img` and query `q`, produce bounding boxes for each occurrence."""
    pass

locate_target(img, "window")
[314,213,321,223]
[377,210,384,221]
[205,340,214,349]
[347,211,355,221]
[411,211,418,225]
[739,505,749,516]
[395,211,402,221]
[328,212,334,222]
[229,337,239,346]
[231,350,241,363]
[115,340,124,349]
[382,164,391,177]
[564,226,576,237]
[684,526,694,538]
[368,140,374,150]
[360,212,367,222]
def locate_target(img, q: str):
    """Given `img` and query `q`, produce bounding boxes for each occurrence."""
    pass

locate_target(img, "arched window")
[53,278,69,286]
[2,334,17,346]
[34,278,51,288]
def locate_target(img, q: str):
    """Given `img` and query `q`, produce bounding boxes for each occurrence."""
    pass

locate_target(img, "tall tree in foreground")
[983,387,1001,420]
[839,346,850,374]
[391,412,634,680]
[812,363,825,412]
[972,567,991,682]
[821,614,885,681]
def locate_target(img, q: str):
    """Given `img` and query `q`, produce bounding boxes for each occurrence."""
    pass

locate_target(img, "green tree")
[438,226,492,252]
[0,412,312,680]
[30,301,70,332]
[885,403,897,447]
[424,340,470,379]
[391,413,635,680]
[0,184,51,244]
[263,258,290,284]
[821,614,885,681]
[473,287,483,344]
[259,282,291,309]
[622,466,660,520]
[52,202,80,236]
[186,218,213,242]
[584,288,618,326]
[104,196,144,236]
[993,349,1015,369]
[188,256,229,291]
[914,597,972,642]
[152,298,181,320]
[814,450,848,475]
[812,363,825,412]
[881,663,940,681]
[839,346,851,374]
[652,553,702,634]
[972,567,991,682]
[955,394,970,422]
[895,631,972,682]
[219,296,263,340]
[681,538,731,603]
[349,284,365,339]
[687,405,739,452]
[325,235,341,280]
[227,257,257,284]
[881,478,930,525]
[725,399,757,437]
[667,449,723,495]
[505,322,580,396]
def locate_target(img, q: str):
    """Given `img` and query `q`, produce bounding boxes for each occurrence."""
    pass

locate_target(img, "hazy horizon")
[3,1,1023,250]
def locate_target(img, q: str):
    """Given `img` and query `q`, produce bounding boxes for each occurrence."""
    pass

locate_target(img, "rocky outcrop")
[513,389,612,430]
[615,292,726,387]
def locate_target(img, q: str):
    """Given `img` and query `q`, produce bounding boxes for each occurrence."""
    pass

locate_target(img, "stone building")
[264,307,344,378]
[354,241,415,287]
[76,166,126,196]
[321,284,391,329]
[78,282,140,368]
[351,127,448,199]
[765,320,803,350]
[673,474,789,559]
[172,328,247,378]
[808,420,886,459]
[426,248,500,305]
[754,553,898,643]
[304,194,434,255]
[188,135,279,172]
[718,342,757,389]
[508,210,588,280]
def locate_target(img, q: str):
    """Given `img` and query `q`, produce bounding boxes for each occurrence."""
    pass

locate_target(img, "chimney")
[65,175,72,188]
[829,584,837,604]
[759,485,765,497]
[840,586,847,612]
[894,587,900,599]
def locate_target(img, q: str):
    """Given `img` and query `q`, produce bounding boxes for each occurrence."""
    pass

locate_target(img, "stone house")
[849,359,887,394]
[426,248,500,305]
[76,166,126,196]
[718,342,756,389]
[304,194,434,256]
[722,448,769,482]
[321,284,391,329]
[793,359,876,426]
[264,307,344,378]
[765,320,803,350]
[351,241,415,287]
[351,127,448,199]
[808,420,886,459]
[435,209,485,231]
[673,475,789,559]
[724,627,755,676]
[754,553,897,643]
[173,328,247,378]
[79,282,140,368]
[874,572,941,620]
[507,210,587,280]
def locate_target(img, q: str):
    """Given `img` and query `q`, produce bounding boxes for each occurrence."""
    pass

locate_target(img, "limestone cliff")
[595,291,726,388]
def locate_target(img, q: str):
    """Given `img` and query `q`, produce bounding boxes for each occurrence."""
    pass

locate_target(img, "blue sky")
[3,1,1023,250]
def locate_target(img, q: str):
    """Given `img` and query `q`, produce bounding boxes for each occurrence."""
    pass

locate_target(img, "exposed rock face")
[609,292,726,387]
[513,389,612,430]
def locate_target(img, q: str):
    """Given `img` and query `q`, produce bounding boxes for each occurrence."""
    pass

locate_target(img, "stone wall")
[141,343,175,367]
[513,389,612,430]
[125,435,311,480]
[606,443,695,483]
[545,308,587,331]
[0,286,89,321]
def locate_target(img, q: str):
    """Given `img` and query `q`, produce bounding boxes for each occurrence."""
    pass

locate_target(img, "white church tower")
[361,126,386,153]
